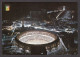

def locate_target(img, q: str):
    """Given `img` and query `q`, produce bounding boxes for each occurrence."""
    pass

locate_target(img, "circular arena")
[15,30,59,55]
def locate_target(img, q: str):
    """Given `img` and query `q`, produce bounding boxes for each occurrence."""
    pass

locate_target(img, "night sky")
[2,2,77,21]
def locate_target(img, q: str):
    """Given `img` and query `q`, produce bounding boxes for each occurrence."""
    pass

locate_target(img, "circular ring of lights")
[15,30,59,47]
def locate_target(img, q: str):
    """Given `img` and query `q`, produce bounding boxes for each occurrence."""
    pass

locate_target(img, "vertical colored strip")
[5,5,10,11]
